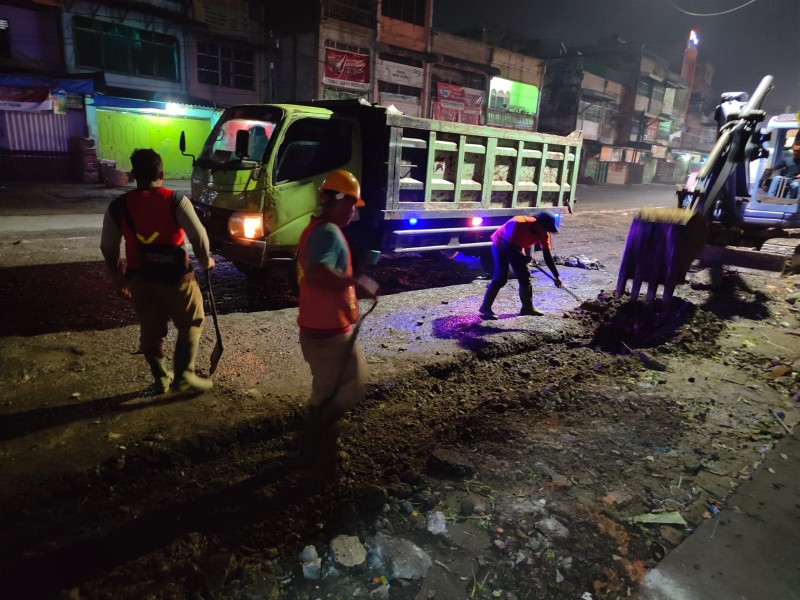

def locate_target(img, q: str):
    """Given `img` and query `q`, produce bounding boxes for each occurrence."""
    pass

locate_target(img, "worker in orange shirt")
[479,212,562,319]
[295,169,379,478]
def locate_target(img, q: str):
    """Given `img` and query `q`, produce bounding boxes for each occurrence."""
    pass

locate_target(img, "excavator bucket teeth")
[616,208,707,303]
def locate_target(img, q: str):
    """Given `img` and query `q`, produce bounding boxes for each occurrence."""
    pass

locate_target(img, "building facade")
[272,0,544,128]
[0,0,270,181]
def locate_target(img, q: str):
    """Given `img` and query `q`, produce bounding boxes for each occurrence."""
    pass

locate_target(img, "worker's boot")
[170,338,213,393]
[479,284,500,320]
[518,283,544,316]
[144,353,173,394]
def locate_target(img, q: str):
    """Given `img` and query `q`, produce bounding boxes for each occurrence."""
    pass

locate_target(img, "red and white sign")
[323,48,371,92]
[0,87,53,111]
[431,82,484,124]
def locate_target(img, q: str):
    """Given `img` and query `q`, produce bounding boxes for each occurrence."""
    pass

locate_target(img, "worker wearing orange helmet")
[295,169,379,478]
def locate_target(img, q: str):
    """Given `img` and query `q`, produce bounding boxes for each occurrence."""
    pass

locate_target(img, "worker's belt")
[499,238,522,252]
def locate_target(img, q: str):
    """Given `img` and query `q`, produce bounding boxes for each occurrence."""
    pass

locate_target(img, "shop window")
[197,42,255,90]
[73,16,179,81]
[382,0,426,26]
[0,19,10,59]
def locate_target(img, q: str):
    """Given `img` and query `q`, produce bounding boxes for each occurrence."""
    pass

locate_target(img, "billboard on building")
[377,60,424,88]
[323,48,371,92]
[432,82,484,124]
[0,87,52,111]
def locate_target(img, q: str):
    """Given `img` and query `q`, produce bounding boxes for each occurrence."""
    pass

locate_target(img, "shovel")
[205,269,223,375]
[530,262,583,303]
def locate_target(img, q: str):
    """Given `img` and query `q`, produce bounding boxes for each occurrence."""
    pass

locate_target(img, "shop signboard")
[376,60,423,88]
[431,82,484,125]
[0,87,52,111]
[323,48,371,92]
[379,92,420,116]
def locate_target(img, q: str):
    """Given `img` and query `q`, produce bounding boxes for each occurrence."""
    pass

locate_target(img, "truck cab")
[188,104,361,272]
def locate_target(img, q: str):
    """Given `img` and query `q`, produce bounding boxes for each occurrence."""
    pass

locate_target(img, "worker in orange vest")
[479,212,562,319]
[295,169,379,478]
[100,149,215,394]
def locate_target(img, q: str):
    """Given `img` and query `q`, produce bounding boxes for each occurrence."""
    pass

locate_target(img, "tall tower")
[680,29,699,89]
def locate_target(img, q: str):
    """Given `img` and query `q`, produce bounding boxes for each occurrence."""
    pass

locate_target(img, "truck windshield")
[197,106,283,168]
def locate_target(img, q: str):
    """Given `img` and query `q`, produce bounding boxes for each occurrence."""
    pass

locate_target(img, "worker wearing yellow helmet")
[295,169,378,479]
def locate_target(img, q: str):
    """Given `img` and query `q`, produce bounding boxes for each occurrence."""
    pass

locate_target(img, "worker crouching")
[479,212,562,319]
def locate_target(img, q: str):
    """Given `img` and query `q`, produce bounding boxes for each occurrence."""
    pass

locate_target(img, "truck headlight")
[228,212,265,240]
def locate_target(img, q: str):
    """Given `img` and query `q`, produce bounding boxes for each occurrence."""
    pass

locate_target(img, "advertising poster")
[0,87,52,111]
[431,82,484,124]
[323,48,371,92]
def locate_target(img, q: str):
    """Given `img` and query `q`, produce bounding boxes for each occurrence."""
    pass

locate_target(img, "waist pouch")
[139,244,190,283]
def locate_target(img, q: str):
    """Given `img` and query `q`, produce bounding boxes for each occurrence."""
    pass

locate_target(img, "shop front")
[91,96,219,180]
[0,75,93,181]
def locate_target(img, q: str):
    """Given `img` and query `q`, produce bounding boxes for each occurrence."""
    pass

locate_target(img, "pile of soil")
[5,280,796,600]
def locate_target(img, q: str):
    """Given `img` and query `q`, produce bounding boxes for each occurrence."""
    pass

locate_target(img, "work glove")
[356,274,380,298]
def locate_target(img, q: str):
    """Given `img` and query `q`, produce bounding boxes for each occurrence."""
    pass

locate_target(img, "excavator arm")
[615,75,774,303]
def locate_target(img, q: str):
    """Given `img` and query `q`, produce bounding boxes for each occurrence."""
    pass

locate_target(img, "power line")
[661,0,761,17]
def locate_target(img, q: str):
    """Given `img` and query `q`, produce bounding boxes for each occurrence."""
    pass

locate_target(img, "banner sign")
[323,48,371,92]
[376,60,423,88]
[431,82,484,124]
[380,92,421,116]
[0,86,53,111]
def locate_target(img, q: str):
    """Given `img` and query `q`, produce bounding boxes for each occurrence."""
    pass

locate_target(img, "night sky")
[433,0,800,116]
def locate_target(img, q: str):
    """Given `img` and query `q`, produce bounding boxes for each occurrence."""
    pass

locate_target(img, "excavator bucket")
[616,207,707,304]
[616,75,776,305]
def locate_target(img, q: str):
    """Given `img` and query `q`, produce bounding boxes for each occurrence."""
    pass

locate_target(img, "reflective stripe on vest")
[117,187,185,269]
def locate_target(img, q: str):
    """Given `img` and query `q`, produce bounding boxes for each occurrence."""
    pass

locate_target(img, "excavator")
[616,75,800,303]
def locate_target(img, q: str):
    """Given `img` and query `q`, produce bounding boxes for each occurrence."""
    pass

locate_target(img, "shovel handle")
[531,263,583,302]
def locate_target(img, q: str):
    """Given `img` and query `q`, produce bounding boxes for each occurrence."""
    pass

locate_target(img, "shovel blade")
[205,270,223,375]
[209,338,223,375]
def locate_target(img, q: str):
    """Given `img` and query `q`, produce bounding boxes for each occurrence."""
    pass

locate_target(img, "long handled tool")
[205,269,223,375]
[530,262,584,303]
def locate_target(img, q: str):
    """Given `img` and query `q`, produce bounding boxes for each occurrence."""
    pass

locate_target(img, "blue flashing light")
[408,217,418,226]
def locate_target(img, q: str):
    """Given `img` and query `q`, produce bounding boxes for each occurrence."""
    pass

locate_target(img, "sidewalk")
[634,429,800,600]
[0,180,190,232]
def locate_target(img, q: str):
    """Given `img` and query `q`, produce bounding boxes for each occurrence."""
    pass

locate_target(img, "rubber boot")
[296,405,341,482]
[518,283,544,316]
[170,338,213,393]
[144,353,173,394]
[479,284,501,320]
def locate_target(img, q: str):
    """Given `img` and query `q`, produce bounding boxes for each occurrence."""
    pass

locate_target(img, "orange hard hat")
[320,169,364,207]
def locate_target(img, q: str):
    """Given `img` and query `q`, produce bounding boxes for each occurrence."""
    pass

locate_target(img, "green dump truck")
[181,99,582,275]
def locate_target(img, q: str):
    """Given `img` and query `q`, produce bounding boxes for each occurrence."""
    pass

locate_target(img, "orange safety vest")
[491,216,551,251]
[296,217,358,332]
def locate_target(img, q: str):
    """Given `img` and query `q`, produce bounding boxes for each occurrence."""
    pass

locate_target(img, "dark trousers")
[481,241,534,313]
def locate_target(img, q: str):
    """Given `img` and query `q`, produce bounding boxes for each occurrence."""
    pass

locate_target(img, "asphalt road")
[0,182,678,233]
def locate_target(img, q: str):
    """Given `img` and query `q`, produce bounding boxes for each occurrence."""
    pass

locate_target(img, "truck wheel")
[439,249,459,260]
[286,260,299,295]
[479,249,494,274]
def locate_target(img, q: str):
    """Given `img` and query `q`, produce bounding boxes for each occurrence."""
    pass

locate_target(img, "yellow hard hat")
[320,169,364,207]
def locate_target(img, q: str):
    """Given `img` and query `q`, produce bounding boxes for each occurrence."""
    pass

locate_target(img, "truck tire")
[479,248,494,274]
[438,249,459,260]
[286,259,299,295]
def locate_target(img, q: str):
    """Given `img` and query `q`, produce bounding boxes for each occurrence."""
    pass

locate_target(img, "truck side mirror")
[179,131,196,164]
[235,129,250,158]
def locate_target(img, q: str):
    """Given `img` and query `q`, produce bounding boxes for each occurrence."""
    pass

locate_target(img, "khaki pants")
[299,329,365,421]
[129,272,205,357]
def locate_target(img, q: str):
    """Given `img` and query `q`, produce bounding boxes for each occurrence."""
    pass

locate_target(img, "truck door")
[264,115,361,249]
